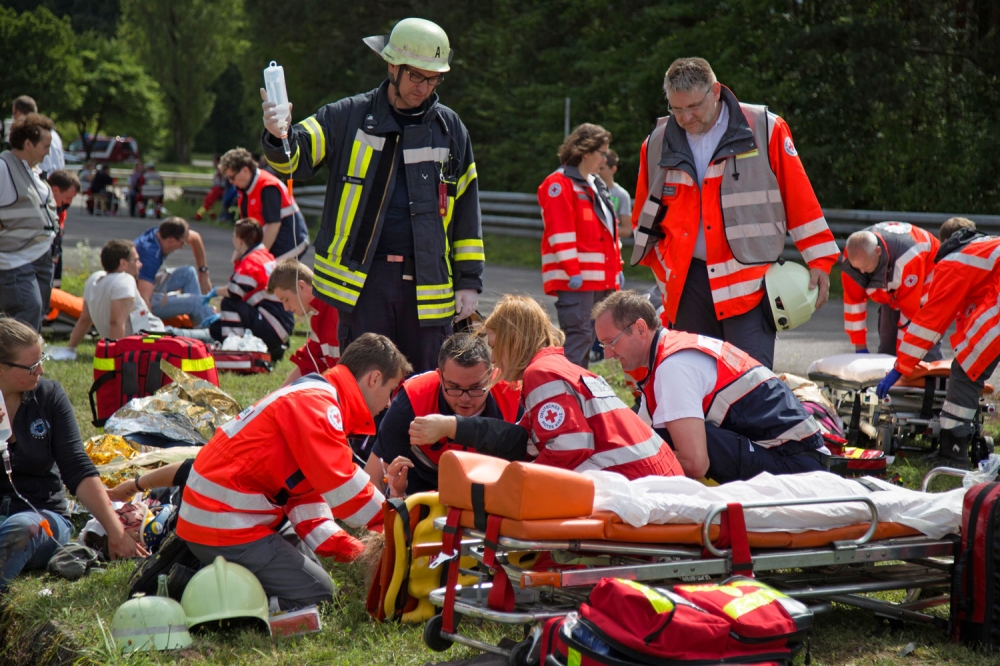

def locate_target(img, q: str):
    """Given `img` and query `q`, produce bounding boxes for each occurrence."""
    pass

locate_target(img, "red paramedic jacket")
[519,347,682,480]
[289,296,340,375]
[176,365,383,561]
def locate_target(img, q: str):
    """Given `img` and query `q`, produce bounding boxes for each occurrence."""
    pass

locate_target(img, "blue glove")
[567,274,583,290]
[617,271,625,289]
[875,369,902,399]
[856,348,869,354]
[200,286,218,305]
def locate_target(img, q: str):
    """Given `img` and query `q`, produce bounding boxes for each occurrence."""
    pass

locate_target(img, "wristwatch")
[198,265,210,274]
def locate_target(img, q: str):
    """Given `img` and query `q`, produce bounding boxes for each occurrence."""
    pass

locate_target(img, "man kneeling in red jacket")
[177,333,411,610]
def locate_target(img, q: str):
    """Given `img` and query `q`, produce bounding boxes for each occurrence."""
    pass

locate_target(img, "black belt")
[375,255,415,280]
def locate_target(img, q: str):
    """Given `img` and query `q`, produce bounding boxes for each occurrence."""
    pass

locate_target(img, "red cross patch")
[537,401,565,431]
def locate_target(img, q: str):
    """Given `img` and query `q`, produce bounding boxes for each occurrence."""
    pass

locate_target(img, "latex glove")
[454,289,479,322]
[875,369,902,399]
[855,347,869,354]
[567,274,583,290]
[808,268,831,310]
[200,286,218,305]
[48,346,77,361]
[259,88,292,139]
[617,271,625,289]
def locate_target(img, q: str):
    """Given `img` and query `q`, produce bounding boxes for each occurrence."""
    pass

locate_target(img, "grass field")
[0,266,984,664]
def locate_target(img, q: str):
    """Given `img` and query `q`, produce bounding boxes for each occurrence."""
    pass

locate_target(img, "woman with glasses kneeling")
[0,318,146,591]
[409,295,684,481]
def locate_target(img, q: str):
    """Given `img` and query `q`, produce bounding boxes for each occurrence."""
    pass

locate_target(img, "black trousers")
[673,259,777,369]
[338,259,452,374]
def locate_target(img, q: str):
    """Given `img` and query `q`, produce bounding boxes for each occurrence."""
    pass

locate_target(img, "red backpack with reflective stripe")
[542,577,811,665]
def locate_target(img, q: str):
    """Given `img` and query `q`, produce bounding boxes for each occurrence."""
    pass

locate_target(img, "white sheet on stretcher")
[806,353,896,384]
[585,471,963,540]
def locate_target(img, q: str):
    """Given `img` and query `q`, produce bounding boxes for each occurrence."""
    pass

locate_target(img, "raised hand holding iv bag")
[263,61,291,138]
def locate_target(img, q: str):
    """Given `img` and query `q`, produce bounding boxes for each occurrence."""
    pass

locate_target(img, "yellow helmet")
[363,18,452,73]
[111,594,192,653]
[180,557,270,634]
[763,260,819,331]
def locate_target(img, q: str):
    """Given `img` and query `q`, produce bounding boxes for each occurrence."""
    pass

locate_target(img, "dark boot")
[939,429,973,468]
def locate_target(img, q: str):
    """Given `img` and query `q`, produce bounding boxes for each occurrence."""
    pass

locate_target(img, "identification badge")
[581,375,616,398]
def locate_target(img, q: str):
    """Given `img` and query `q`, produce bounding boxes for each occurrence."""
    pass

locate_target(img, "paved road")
[61,204,990,382]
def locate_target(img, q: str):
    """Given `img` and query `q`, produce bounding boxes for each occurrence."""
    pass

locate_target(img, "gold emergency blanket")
[103,360,241,445]
[92,446,202,488]
[84,434,141,486]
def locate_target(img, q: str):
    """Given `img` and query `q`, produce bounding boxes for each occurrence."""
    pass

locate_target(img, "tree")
[65,34,166,160]
[119,0,248,163]
[0,5,83,120]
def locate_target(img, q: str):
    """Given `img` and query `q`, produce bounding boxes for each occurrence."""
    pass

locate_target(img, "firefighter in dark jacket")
[260,18,484,373]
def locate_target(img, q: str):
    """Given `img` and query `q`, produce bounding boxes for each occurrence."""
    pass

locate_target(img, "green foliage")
[65,33,167,158]
[119,0,249,163]
[194,64,254,155]
[1,0,121,34]
[0,5,83,118]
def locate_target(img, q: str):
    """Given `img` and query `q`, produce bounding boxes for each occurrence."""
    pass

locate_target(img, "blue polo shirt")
[134,227,163,283]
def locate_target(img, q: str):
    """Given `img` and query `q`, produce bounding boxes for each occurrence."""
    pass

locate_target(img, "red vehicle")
[66,135,141,165]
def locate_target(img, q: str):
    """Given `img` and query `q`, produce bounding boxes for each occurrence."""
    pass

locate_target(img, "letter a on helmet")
[363,18,453,73]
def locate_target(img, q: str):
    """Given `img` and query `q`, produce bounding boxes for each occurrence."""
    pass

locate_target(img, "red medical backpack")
[89,332,219,427]
[541,577,812,665]
[951,481,1000,648]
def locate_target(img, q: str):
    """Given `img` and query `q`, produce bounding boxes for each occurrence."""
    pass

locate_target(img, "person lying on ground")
[593,290,828,484]
[267,259,340,387]
[175,333,411,611]
[364,331,522,496]
[0,317,146,592]
[409,295,684,483]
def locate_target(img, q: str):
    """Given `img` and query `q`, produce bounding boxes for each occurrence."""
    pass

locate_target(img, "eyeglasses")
[402,65,444,87]
[442,386,488,398]
[224,170,239,184]
[599,322,637,351]
[668,87,713,117]
[3,353,49,375]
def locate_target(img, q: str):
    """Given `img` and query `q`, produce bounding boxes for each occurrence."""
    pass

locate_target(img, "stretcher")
[806,354,995,460]
[422,451,973,666]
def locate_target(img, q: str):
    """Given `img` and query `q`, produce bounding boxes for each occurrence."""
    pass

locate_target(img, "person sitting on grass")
[0,317,146,592]
[266,259,340,387]
[207,219,294,361]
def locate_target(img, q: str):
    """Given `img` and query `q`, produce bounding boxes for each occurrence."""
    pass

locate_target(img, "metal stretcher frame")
[423,468,967,664]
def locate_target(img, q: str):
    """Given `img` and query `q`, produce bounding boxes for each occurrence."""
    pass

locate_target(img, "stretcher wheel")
[423,614,454,652]
[507,638,533,666]
[971,436,993,465]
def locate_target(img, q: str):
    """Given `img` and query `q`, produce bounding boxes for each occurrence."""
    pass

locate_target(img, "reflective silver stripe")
[546,232,577,244]
[960,327,1000,370]
[844,320,866,331]
[940,416,964,430]
[220,311,242,322]
[720,189,782,210]
[186,468,276,511]
[321,343,340,357]
[800,241,841,263]
[179,502,277,530]
[280,203,300,217]
[574,433,663,472]
[358,130,385,151]
[527,442,539,457]
[711,278,763,302]
[402,147,450,164]
[940,252,995,271]
[724,221,784,241]
[545,432,595,451]
[942,400,977,420]
[220,326,245,337]
[342,495,382,528]
[247,290,280,306]
[906,322,940,343]
[897,341,928,358]
[288,502,333,524]
[260,307,290,341]
[580,270,606,281]
[221,379,337,437]
[542,249,578,263]
[705,366,774,425]
[578,252,605,263]
[665,169,695,185]
[582,395,628,418]
[233,274,257,287]
[843,302,867,314]
[303,520,344,551]
[955,303,1000,356]
[755,416,821,448]
[787,217,829,242]
[542,269,570,282]
[525,380,570,410]
[706,258,745,278]
[321,467,371,509]
[887,242,930,290]
[704,163,725,179]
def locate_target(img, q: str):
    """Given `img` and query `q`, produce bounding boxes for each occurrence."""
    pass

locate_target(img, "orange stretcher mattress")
[439,451,922,549]
[898,359,994,394]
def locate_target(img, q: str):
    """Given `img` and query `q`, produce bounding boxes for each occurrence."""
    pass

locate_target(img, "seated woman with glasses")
[0,318,146,592]
[362,332,523,497]
[409,295,684,482]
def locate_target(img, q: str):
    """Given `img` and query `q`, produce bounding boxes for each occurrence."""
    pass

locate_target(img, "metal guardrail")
[181,186,1000,257]
[109,169,214,184]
